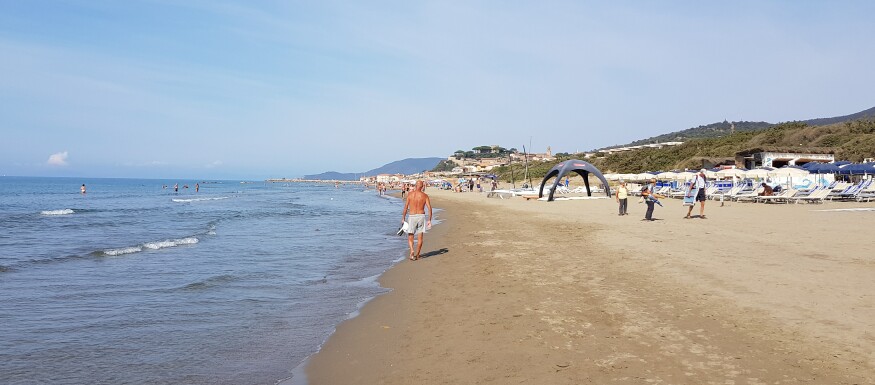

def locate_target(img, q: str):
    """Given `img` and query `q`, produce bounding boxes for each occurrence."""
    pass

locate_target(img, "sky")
[1,1,874,179]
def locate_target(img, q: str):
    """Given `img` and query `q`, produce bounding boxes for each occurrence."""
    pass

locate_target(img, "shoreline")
[304,189,875,384]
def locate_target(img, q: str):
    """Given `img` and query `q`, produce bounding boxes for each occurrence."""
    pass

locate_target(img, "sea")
[0,176,412,385]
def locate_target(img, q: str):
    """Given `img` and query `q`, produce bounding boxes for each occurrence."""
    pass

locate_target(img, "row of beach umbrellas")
[604,162,875,181]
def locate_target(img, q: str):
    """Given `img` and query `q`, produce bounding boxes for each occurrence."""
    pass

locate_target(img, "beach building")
[735,147,834,169]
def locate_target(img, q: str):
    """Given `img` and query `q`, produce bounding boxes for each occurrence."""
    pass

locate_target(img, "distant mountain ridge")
[304,157,444,180]
[613,105,875,149]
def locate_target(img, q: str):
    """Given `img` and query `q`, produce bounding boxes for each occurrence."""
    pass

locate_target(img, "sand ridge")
[306,189,875,384]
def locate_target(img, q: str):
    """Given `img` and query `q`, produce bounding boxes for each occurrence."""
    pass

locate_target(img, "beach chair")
[826,182,853,201]
[792,187,830,204]
[669,188,688,198]
[711,185,741,201]
[733,186,764,202]
[854,181,875,202]
[756,188,798,204]
[832,180,867,201]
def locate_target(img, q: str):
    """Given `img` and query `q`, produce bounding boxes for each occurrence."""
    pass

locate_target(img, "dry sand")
[305,189,875,384]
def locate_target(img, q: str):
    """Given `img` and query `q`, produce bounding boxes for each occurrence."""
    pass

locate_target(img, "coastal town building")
[600,141,684,155]
[735,147,835,169]
[375,174,405,183]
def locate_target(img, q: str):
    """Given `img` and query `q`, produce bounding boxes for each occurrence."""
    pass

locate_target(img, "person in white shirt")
[685,169,708,219]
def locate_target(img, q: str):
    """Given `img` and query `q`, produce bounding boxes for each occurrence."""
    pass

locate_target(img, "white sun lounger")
[756,188,798,203]
[792,187,830,204]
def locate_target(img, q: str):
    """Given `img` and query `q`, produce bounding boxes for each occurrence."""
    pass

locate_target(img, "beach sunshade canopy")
[675,171,696,180]
[838,162,875,175]
[745,168,771,178]
[703,170,720,179]
[769,166,810,177]
[807,163,841,174]
[538,159,611,201]
[656,171,676,179]
[635,173,654,181]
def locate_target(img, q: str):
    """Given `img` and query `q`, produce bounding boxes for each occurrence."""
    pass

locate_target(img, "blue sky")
[2,1,874,179]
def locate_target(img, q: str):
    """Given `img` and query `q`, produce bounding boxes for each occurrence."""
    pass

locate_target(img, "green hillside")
[491,119,875,182]
[608,106,875,149]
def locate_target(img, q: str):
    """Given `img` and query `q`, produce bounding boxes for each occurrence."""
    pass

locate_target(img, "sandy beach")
[306,188,875,384]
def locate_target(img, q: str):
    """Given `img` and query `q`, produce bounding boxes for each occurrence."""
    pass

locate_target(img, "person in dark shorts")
[641,179,664,221]
[685,169,708,219]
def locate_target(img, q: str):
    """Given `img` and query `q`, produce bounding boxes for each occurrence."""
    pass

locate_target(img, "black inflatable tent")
[538,159,612,201]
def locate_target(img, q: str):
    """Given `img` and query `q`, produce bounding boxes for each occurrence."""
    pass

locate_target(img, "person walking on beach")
[401,180,432,261]
[615,181,628,216]
[685,169,707,219]
[641,178,663,221]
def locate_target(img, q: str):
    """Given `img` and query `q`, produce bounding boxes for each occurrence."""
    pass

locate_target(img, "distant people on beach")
[401,180,432,261]
[685,169,708,219]
[195,183,199,193]
[174,183,178,193]
[80,184,86,194]
[468,179,474,192]
[476,179,482,192]
[491,180,497,191]
[564,176,570,188]
[615,181,628,216]
[759,183,774,196]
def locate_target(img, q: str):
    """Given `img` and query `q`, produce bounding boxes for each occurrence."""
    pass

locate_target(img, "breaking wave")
[102,237,199,256]
[41,209,74,216]
[171,197,230,203]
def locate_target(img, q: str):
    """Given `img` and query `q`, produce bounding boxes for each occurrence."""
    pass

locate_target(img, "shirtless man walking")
[402,180,432,261]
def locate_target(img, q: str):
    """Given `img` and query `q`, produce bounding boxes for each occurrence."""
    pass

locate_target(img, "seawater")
[0,177,409,385]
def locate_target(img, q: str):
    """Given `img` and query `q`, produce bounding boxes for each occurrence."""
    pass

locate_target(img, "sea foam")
[103,237,199,256]
[143,237,199,250]
[41,209,74,216]
[103,246,143,256]
[171,197,230,203]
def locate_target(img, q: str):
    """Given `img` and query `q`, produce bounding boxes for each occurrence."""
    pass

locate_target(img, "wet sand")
[306,189,875,384]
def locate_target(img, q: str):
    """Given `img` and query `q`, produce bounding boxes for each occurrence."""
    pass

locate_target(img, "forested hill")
[303,157,443,180]
[617,105,875,148]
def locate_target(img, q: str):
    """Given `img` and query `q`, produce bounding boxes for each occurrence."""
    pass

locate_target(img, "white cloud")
[205,160,223,168]
[47,151,69,166]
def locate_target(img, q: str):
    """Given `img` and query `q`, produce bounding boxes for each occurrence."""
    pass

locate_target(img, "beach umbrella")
[656,171,676,179]
[838,162,875,175]
[703,169,720,179]
[675,171,696,180]
[716,168,746,178]
[810,163,841,174]
[745,168,771,179]
[770,166,809,177]
[635,173,654,181]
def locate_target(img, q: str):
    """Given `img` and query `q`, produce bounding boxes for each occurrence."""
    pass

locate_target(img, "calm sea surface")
[0,177,409,385]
